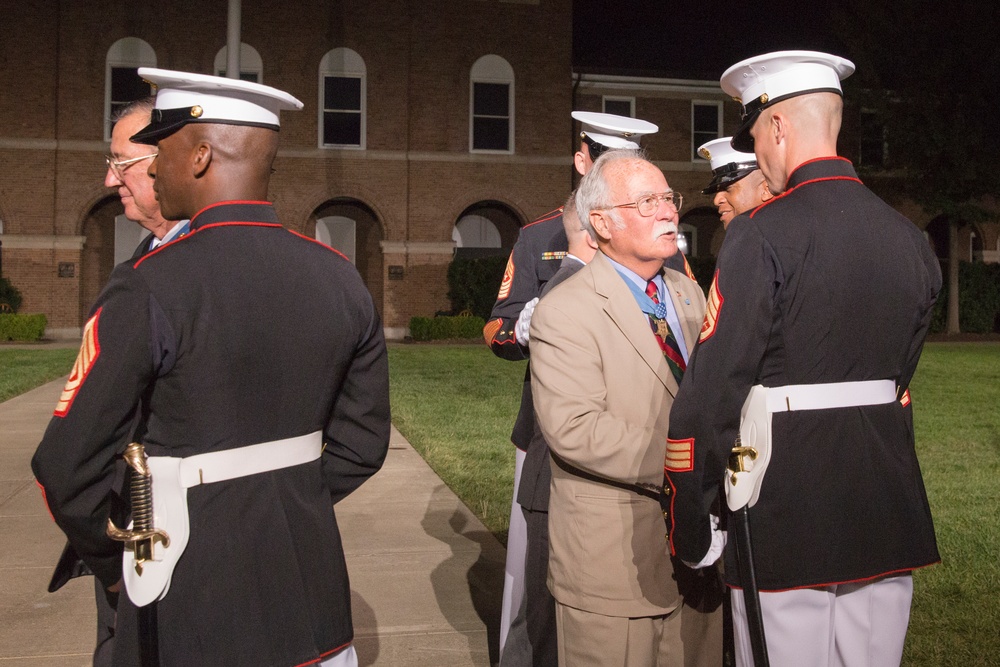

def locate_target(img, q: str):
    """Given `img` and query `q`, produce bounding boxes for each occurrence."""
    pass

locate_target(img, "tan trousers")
[555,599,722,667]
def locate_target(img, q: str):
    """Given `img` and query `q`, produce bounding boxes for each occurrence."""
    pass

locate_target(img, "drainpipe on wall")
[571,71,581,191]
[227,0,242,78]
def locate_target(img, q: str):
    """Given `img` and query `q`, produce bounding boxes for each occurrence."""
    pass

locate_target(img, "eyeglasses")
[105,152,157,179]
[603,191,683,217]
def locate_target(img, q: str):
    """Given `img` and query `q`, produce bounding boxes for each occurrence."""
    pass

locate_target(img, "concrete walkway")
[0,377,504,666]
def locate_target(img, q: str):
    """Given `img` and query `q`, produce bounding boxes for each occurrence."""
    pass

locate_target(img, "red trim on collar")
[190,200,271,222]
[791,155,852,174]
[522,207,564,229]
[749,175,863,219]
[133,221,282,268]
[288,230,351,261]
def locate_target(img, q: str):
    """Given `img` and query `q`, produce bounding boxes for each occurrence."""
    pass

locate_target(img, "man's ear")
[590,210,612,241]
[192,142,212,179]
[770,111,787,145]
[760,181,773,203]
[573,151,589,177]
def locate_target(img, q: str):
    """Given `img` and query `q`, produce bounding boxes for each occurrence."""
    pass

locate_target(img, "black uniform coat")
[663,158,941,591]
[32,201,391,666]
[484,209,567,449]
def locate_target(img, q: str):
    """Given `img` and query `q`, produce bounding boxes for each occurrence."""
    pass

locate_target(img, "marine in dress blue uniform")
[33,69,389,666]
[662,51,941,666]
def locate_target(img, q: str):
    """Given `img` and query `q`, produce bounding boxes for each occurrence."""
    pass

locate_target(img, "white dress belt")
[168,430,324,489]
[763,380,896,413]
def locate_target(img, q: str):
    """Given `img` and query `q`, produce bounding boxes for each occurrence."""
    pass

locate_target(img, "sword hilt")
[107,442,170,574]
[728,432,759,485]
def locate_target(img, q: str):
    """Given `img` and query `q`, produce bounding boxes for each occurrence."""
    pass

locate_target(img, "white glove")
[681,514,726,569]
[515,297,539,345]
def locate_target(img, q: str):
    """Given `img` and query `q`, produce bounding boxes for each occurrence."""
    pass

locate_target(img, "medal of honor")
[656,319,669,339]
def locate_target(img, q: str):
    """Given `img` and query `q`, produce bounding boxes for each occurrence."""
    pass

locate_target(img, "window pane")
[323,111,361,146]
[474,83,509,116]
[694,131,718,148]
[217,70,261,83]
[604,99,632,117]
[473,117,509,151]
[860,112,886,166]
[324,77,361,111]
[692,104,719,133]
[111,67,149,103]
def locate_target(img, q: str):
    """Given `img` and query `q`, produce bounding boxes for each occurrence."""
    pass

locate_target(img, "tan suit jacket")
[529,250,707,618]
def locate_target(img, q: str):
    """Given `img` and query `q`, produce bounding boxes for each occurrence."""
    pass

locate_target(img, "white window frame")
[691,100,723,161]
[214,43,263,83]
[602,96,635,117]
[105,37,157,141]
[318,48,367,150]
[470,55,515,154]
[679,222,698,257]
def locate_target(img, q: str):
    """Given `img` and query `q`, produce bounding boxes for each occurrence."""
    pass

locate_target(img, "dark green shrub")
[0,313,47,341]
[409,314,486,341]
[447,256,509,320]
[929,261,1000,333]
[0,277,23,313]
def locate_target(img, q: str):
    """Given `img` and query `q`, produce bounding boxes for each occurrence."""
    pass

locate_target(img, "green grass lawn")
[5,341,997,664]
[0,347,78,403]
[388,343,524,545]
[389,341,1000,667]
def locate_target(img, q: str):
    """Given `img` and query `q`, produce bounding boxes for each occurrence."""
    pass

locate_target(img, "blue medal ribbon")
[614,270,668,320]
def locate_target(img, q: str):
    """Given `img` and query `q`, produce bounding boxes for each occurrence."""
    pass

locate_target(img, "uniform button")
[663,511,669,518]
[662,487,671,496]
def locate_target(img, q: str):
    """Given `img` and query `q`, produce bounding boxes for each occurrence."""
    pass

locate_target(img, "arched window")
[470,55,514,153]
[453,215,502,249]
[214,43,263,83]
[105,38,157,140]
[316,216,357,264]
[319,48,366,149]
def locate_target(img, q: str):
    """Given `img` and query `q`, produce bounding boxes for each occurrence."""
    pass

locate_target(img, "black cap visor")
[730,87,844,152]
[702,165,758,195]
[130,107,280,145]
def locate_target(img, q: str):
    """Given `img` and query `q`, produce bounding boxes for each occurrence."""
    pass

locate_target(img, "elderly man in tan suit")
[529,149,722,666]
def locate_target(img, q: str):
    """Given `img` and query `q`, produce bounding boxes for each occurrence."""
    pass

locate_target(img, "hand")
[681,514,726,569]
[515,297,540,345]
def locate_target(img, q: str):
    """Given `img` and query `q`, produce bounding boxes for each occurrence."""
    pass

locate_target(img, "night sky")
[573,0,845,80]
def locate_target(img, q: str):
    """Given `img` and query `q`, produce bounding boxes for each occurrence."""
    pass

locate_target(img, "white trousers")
[732,574,913,667]
[319,644,357,667]
[499,447,528,655]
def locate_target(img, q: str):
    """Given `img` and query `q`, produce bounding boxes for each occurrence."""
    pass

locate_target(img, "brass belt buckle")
[107,442,170,575]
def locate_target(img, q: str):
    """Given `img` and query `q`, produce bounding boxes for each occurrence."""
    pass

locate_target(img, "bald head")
[148,123,279,220]
[750,92,843,193]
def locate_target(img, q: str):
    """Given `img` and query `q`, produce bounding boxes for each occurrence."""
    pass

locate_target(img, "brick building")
[1,2,995,339]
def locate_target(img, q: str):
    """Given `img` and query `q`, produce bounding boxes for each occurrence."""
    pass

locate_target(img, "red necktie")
[646,280,686,383]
